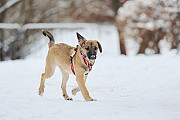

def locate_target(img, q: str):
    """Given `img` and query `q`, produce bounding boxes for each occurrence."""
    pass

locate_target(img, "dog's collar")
[80,52,93,70]
[70,45,93,75]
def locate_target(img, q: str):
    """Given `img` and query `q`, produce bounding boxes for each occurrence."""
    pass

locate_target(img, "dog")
[38,30,102,101]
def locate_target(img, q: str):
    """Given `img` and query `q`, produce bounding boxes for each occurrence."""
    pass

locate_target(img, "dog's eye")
[86,47,89,50]
[95,47,98,50]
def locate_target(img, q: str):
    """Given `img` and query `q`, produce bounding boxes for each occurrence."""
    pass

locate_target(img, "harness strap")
[70,45,93,75]
[70,56,75,75]
[80,52,92,71]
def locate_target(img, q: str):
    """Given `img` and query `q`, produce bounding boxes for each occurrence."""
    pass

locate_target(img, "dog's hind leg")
[60,69,72,100]
[38,61,55,96]
[72,87,79,96]
[72,75,87,96]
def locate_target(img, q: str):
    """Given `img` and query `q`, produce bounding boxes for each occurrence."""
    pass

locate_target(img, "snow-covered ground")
[0,24,180,120]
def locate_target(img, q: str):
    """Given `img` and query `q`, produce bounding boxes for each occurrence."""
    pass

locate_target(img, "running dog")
[38,30,102,101]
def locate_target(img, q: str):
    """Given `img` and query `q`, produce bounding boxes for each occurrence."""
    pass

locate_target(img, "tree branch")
[0,0,22,14]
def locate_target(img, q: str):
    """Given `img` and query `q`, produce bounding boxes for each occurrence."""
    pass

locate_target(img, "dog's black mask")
[87,50,97,60]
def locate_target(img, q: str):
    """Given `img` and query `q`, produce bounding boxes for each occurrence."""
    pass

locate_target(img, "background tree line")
[0,0,179,61]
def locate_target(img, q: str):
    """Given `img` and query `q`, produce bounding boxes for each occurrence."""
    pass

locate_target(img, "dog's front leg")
[76,74,96,101]
[72,75,87,96]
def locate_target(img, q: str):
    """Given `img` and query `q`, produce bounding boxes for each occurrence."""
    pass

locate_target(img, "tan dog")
[38,30,102,101]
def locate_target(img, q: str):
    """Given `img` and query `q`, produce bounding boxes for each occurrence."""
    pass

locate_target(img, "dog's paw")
[65,97,73,101]
[38,87,44,97]
[72,88,78,96]
[91,99,97,101]
[38,91,44,97]
[85,98,97,101]
[89,99,97,101]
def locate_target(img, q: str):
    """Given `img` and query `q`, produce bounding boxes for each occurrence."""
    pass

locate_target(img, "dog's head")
[76,32,102,60]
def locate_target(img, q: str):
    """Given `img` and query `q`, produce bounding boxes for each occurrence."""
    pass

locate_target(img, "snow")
[0,24,180,120]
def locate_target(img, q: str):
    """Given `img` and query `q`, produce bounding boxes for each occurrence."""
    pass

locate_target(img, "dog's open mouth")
[89,59,95,66]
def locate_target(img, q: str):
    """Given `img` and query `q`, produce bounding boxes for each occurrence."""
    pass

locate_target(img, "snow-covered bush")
[116,0,180,55]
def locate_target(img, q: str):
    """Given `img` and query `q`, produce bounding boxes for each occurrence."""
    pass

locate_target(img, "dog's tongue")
[90,59,95,62]
[89,60,95,66]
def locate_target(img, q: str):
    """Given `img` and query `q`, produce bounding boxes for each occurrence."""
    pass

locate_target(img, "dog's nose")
[90,55,96,59]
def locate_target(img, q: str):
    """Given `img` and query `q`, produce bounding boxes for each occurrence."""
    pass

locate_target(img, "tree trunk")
[118,31,126,55]
[138,41,147,54]
[112,0,128,55]
[0,29,4,61]
[0,0,6,61]
[111,0,120,16]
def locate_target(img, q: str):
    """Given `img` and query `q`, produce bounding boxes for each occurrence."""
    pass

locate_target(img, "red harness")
[70,46,93,75]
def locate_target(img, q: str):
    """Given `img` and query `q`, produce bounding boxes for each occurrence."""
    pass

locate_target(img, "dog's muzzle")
[87,51,97,60]
[89,55,96,60]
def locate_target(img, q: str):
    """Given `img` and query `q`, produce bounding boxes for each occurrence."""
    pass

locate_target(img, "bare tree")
[112,0,128,55]
[111,0,120,16]
[0,0,6,60]
[111,0,127,55]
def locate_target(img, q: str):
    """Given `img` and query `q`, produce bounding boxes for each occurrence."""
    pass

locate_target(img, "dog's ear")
[97,41,102,53]
[76,32,87,47]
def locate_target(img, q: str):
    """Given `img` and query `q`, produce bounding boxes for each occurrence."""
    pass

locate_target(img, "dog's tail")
[42,30,55,48]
